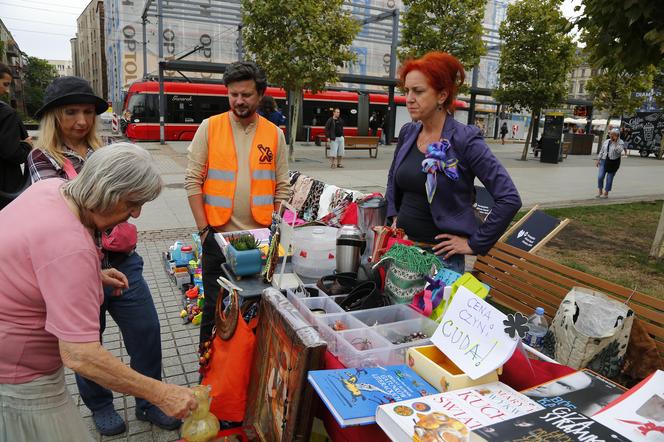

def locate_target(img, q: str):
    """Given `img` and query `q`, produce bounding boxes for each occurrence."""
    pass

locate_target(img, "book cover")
[308,364,438,427]
[592,370,664,441]
[522,369,627,417]
[471,406,631,441]
[243,288,327,442]
[376,381,543,442]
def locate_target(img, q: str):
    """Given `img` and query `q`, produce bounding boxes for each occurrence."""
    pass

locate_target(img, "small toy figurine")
[181,385,220,442]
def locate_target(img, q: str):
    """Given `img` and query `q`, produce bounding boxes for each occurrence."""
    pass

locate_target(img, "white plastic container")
[291,226,338,278]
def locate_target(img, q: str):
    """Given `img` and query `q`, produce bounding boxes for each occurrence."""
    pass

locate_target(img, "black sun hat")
[34,76,108,119]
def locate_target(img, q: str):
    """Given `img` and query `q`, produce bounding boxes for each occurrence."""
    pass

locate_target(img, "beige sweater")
[184,115,290,232]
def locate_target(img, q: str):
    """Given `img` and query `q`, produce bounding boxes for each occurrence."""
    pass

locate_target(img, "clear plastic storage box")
[286,285,438,368]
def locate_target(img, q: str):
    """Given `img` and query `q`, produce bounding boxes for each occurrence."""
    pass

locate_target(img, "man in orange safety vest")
[184,61,290,348]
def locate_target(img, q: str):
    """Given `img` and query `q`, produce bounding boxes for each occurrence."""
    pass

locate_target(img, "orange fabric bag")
[202,290,259,422]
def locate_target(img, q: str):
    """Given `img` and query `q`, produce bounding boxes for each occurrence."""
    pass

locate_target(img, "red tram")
[122,81,466,141]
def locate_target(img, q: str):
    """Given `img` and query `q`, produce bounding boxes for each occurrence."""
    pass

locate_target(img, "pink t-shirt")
[0,179,103,384]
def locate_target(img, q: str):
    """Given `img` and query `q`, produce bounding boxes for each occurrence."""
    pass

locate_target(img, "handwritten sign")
[431,287,518,380]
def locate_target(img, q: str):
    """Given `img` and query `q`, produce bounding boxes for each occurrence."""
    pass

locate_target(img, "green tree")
[493,0,576,161]
[586,65,654,152]
[653,60,664,111]
[576,0,664,71]
[241,0,360,160]
[399,0,487,68]
[575,2,664,258]
[24,56,58,117]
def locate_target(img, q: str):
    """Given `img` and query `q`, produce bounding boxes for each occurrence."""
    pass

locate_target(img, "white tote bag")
[544,287,634,378]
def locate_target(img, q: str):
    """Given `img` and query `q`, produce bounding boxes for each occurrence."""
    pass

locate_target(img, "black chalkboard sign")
[505,210,561,252]
[474,185,495,221]
[622,111,664,154]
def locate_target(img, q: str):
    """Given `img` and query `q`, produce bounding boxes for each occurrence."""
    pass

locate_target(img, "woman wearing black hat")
[27,77,180,436]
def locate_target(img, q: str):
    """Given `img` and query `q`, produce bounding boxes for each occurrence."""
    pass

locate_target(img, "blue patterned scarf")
[421,139,459,203]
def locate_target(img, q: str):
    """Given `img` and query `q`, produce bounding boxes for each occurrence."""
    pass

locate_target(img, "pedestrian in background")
[595,127,624,199]
[0,63,32,210]
[325,107,345,168]
[380,114,390,145]
[369,111,380,136]
[257,95,286,127]
[500,122,508,145]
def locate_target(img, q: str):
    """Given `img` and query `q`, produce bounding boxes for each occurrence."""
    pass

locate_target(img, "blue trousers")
[75,252,162,412]
[597,159,615,192]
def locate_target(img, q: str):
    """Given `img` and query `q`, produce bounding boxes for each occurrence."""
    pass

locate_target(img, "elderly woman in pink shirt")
[0,144,196,441]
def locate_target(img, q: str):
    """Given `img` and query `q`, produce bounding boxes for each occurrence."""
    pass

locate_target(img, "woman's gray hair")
[62,143,162,214]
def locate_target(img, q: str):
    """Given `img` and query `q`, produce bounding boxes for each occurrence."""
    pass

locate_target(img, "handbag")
[604,142,621,173]
[542,286,634,379]
[371,225,412,262]
[375,244,439,304]
[62,159,138,253]
[202,288,259,422]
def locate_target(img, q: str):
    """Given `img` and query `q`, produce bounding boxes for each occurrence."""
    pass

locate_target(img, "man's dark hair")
[223,61,267,95]
[0,63,13,79]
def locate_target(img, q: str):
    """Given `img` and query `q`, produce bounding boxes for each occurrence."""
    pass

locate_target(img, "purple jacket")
[386,116,521,255]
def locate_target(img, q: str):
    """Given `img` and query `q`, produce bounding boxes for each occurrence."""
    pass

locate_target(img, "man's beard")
[232,105,255,119]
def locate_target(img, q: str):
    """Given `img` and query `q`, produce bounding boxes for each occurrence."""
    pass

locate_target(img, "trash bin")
[540,138,561,164]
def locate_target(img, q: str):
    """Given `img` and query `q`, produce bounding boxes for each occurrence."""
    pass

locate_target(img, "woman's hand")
[155,384,198,420]
[432,234,473,259]
[391,217,398,228]
[595,159,600,168]
[101,268,129,297]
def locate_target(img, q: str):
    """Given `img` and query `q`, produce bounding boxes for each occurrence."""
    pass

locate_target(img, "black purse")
[604,143,621,173]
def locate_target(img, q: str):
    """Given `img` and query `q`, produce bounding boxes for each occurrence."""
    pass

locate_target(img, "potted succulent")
[225,233,262,277]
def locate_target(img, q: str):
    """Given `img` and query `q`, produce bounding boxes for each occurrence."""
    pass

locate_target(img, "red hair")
[398,52,465,111]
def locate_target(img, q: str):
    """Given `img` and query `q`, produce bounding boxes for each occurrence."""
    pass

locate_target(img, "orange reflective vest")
[203,112,278,227]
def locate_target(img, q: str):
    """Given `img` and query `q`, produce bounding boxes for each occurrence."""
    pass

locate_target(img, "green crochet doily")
[382,244,439,274]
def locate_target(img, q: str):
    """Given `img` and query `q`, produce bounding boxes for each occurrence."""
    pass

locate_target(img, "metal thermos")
[336,225,366,274]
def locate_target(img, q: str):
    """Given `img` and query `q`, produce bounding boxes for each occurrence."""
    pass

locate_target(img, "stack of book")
[373,369,662,441]
[375,381,543,441]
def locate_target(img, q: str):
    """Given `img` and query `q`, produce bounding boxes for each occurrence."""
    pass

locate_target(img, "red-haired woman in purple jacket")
[386,52,521,272]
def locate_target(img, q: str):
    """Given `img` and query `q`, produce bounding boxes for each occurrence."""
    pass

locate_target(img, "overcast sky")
[1,0,583,61]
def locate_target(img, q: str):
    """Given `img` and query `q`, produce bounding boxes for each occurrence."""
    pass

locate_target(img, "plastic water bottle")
[523,307,548,350]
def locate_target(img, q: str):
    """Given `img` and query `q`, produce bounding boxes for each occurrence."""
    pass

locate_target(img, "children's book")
[592,370,664,441]
[375,381,543,442]
[521,369,627,417]
[470,406,630,441]
[308,364,437,427]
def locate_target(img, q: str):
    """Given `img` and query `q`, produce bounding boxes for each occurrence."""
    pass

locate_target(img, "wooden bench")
[473,241,664,360]
[324,135,380,158]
